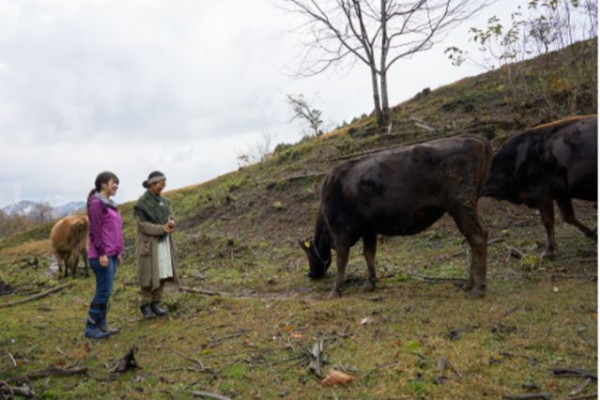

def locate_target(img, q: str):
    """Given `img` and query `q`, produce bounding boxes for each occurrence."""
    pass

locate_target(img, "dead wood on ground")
[0,283,75,309]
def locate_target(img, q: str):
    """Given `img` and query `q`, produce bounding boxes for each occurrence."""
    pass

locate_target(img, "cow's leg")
[82,248,90,277]
[330,241,350,299]
[556,196,597,241]
[362,234,377,292]
[450,205,488,299]
[57,258,64,279]
[538,196,556,258]
[72,254,79,278]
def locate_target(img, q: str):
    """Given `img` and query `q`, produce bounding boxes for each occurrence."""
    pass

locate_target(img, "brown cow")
[50,215,89,278]
[300,134,492,299]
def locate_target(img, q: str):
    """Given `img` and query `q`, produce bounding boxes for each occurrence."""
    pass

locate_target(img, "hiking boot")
[140,304,156,319]
[150,302,167,316]
[85,309,110,339]
[99,303,120,335]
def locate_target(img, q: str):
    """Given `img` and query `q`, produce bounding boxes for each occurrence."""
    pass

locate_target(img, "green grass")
[0,40,597,399]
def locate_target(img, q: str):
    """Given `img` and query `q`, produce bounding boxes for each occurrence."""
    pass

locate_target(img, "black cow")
[483,115,597,257]
[299,134,492,299]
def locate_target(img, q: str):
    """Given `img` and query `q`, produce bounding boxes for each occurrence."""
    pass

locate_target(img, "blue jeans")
[89,256,118,304]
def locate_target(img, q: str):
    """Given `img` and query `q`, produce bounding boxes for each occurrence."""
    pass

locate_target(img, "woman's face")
[102,178,119,197]
[150,179,166,195]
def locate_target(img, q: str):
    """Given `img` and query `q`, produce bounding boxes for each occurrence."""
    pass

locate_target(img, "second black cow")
[300,134,492,299]
[483,115,597,257]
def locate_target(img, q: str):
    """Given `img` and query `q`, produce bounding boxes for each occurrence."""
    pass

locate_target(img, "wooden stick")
[179,286,224,297]
[502,393,552,400]
[556,395,598,400]
[192,391,233,400]
[0,283,75,309]
[551,368,597,380]
[8,366,87,385]
[569,378,592,396]
[168,348,205,369]
[0,382,35,398]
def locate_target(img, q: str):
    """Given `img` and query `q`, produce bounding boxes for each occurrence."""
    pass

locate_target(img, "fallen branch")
[414,275,467,284]
[179,286,225,297]
[446,358,463,379]
[206,331,249,349]
[168,348,205,370]
[0,382,34,398]
[556,395,598,400]
[8,365,87,385]
[192,391,232,400]
[569,378,593,396]
[502,393,552,400]
[551,368,597,380]
[0,283,75,309]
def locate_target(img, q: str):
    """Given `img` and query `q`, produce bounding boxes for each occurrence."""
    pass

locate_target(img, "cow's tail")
[70,220,88,268]
[477,138,493,197]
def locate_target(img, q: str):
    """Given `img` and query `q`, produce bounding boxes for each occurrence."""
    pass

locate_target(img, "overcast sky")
[0,0,530,208]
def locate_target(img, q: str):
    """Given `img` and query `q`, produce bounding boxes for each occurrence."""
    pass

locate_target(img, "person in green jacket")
[133,171,179,319]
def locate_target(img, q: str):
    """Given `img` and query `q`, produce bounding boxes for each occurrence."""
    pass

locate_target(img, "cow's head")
[298,236,331,279]
[482,151,518,201]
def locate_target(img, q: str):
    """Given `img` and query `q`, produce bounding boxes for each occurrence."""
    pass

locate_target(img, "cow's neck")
[314,212,332,261]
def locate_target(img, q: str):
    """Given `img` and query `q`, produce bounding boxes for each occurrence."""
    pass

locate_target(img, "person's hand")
[99,255,109,268]
[117,255,123,266]
[164,223,174,234]
[168,219,176,229]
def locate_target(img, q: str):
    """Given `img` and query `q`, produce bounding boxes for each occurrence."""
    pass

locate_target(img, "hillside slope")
[0,39,596,400]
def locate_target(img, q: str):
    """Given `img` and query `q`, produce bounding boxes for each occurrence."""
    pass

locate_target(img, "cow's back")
[50,215,89,251]
[320,134,491,235]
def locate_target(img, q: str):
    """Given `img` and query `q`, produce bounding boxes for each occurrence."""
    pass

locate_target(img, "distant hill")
[1,200,85,219]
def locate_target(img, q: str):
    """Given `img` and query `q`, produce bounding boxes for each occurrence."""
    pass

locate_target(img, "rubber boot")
[140,304,156,319]
[98,303,120,335]
[150,301,167,316]
[85,303,110,339]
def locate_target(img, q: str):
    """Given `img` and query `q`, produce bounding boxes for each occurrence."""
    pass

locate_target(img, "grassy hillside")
[0,40,596,400]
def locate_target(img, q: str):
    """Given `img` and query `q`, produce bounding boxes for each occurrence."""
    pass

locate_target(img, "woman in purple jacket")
[85,171,124,339]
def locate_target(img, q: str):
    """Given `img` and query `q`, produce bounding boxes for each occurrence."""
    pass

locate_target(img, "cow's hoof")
[466,289,485,300]
[361,281,376,292]
[328,288,342,299]
[541,250,555,261]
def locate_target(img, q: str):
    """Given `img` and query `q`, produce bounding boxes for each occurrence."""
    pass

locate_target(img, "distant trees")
[446,0,598,117]
[0,202,54,240]
[446,0,597,69]
[0,210,33,239]
[284,0,492,133]
[30,202,53,225]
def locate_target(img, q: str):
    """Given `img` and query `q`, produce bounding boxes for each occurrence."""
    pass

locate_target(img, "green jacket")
[134,192,179,290]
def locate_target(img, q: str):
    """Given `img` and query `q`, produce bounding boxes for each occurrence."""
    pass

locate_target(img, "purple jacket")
[87,194,124,259]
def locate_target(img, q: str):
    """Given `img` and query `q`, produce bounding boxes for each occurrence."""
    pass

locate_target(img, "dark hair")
[87,171,120,201]
[142,170,166,189]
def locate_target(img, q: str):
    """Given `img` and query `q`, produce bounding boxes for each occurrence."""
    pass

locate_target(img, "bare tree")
[29,202,53,225]
[284,0,492,133]
[236,131,275,167]
[287,93,324,137]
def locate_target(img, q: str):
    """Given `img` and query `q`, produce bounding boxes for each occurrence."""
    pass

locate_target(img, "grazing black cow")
[299,134,492,299]
[483,115,597,257]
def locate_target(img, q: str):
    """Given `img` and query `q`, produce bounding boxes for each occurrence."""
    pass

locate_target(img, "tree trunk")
[380,70,390,133]
[378,0,390,134]
[369,66,384,130]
